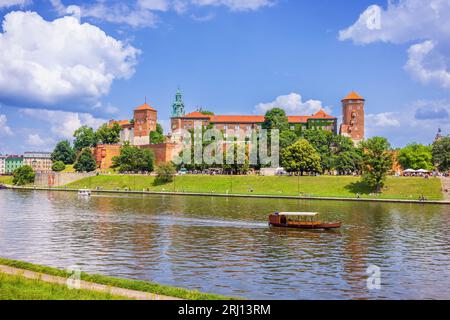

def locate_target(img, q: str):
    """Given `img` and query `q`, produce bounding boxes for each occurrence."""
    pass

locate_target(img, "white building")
[0,155,5,175]
[23,152,52,172]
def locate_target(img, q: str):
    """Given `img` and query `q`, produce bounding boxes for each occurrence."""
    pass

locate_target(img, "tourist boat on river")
[269,212,341,230]
[78,189,92,197]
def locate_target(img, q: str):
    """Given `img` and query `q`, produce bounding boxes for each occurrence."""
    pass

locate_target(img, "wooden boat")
[269,212,341,230]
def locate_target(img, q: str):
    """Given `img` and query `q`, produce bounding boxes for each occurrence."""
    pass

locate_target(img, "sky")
[1,0,450,154]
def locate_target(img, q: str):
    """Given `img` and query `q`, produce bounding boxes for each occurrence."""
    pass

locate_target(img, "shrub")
[13,165,35,186]
[52,161,66,172]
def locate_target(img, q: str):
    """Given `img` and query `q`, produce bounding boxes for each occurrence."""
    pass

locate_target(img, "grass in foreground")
[0,175,13,185]
[0,272,127,300]
[62,175,443,200]
[0,257,234,300]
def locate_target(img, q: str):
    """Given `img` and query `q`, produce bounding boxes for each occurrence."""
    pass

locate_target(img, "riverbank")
[0,258,232,300]
[61,174,444,201]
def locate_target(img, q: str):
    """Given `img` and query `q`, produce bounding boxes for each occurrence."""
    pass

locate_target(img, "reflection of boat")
[78,189,92,197]
[269,212,341,230]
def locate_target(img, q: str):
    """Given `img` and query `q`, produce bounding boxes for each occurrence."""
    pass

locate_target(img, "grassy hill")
[63,174,443,200]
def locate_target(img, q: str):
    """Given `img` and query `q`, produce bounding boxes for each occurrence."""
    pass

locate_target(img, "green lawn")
[63,174,444,200]
[0,176,12,185]
[0,257,234,300]
[0,272,127,300]
[62,164,75,173]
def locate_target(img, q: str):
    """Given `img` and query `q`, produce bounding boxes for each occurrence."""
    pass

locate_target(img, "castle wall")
[141,143,178,165]
[34,172,96,187]
[93,144,121,170]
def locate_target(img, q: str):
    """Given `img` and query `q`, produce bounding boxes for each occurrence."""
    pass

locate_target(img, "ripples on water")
[0,190,449,299]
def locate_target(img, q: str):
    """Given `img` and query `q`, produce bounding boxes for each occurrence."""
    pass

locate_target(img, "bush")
[52,161,66,172]
[13,165,35,186]
[155,163,176,184]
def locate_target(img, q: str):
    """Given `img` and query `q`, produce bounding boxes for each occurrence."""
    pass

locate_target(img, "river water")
[0,189,449,299]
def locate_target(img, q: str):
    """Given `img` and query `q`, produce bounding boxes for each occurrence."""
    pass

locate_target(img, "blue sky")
[0,0,450,153]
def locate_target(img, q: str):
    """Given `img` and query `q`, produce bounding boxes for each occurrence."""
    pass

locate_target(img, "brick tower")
[133,102,157,146]
[339,91,365,144]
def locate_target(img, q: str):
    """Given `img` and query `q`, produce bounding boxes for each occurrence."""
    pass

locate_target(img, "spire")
[171,89,185,117]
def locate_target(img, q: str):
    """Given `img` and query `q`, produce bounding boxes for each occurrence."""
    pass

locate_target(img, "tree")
[155,162,176,184]
[74,148,97,172]
[96,123,121,144]
[398,143,434,170]
[334,150,362,174]
[73,126,98,151]
[280,130,298,149]
[301,129,337,172]
[281,139,322,175]
[263,108,289,132]
[52,161,66,172]
[432,137,450,172]
[112,144,155,173]
[150,123,165,144]
[51,140,76,165]
[13,165,35,186]
[360,137,393,192]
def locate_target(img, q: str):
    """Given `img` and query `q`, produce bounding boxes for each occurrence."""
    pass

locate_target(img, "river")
[0,189,449,299]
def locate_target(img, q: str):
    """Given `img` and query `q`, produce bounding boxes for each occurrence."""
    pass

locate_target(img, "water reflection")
[0,189,449,299]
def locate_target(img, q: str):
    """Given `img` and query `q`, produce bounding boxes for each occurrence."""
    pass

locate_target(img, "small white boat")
[78,189,91,197]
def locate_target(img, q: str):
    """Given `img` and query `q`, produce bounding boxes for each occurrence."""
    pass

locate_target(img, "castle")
[95,91,365,169]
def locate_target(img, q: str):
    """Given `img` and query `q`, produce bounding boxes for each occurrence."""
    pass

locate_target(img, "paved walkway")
[0,265,181,300]
[441,177,450,201]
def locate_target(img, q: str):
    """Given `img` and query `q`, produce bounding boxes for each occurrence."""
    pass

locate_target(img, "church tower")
[171,89,185,117]
[339,91,365,144]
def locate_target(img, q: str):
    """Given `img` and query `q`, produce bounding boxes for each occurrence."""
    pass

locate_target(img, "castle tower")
[339,91,365,144]
[133,102,157,146]
[172,89,185,117]
[170,89,186,133]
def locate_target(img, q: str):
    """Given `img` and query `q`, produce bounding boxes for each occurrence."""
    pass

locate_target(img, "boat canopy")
[277,212,319,217]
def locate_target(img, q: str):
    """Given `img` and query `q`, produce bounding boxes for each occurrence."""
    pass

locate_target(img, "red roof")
[211,115,265,123]
[181,109,335,124]
[135,103,156,111]
[342,91,364,101]
[184,111,212,119]
[288,116,309,123]
[310,109,336,119]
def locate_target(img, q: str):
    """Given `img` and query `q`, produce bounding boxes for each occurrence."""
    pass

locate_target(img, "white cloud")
[26,133,54,147]
[0,11,140,110]
[366,112,400,128]
[0,0,29,9]
[255,93,328,115]
[404,40,450,89]
[138,0,170,11]
[50,0,273,27]
[0,114,13,136]
[339,0,450,90]
[21,108,106,139]
[365,100,450,147]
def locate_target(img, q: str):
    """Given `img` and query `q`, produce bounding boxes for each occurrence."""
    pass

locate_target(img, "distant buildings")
[0,152,52,174]
[5,155,23,174]
[23,152,52,172]
[0,155,5,174]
